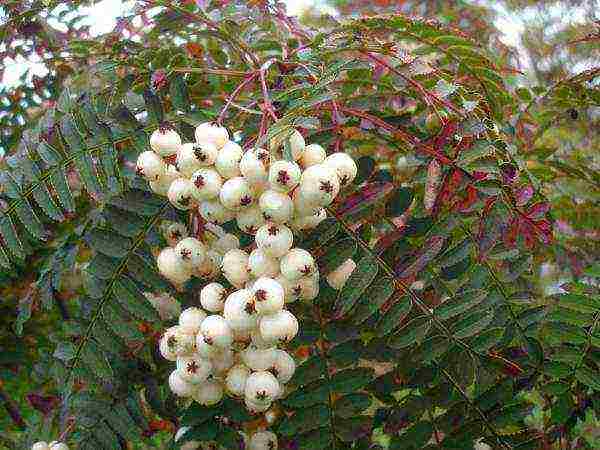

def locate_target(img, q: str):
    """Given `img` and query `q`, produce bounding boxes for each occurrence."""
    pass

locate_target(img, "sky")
[0,0,535,88]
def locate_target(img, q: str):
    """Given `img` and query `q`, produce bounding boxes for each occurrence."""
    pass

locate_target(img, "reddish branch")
[217,72,259,124]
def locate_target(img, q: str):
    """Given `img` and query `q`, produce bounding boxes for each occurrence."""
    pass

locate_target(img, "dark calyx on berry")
[267,225,279,236]
[254,289,267,302]
[240,195,253,206]
[187,361,199,374]
[320,180,334,194]
[244,301,257,315]
[158,121,175,133]
[194,175,205,188]
[276,170,290,185]
[180,248,192,260]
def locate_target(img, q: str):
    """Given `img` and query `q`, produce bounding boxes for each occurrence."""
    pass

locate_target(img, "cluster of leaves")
[0,1,598,449]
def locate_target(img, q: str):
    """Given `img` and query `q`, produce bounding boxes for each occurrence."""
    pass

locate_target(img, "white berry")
[215,140,243,179]
[193,379,224,406]
[212,233,240,255]
[259,190,294,224]
[210,348,235,374]
[157,247,192,285]
[259,310,299,343]
[175,237,207,269]
[299,164,340,207]
[271,349,296,384]
[251,329,278,350]
[240,148,270,186]
[252,277,285,315]
[326,258,356,290]
[255,223,293,258]
[245,371,281,404]
[271,129,304,161]
[190,168,223,201]
[178,307,207,332]
[280,248,316,280]
[159,330,178,361]
[150,126,181,156]
[169,369,196,397]
[194,250,222,279]
[195,122,229,149]
[198,199,235,224]
[290,207,326,232]
[236,206,266,235]
[300,143,326,168]
[32,442,49,450]
[248,249,280,278]
[323,152,358,186]
[200,282,227,312]
[175,143,202,177]
[167,178,194,210]
[196,333,219,359]
[150,164,181,196]
[222,249,250,288]
[49,443,69,450]
[249,431,278,450]
[136,150,165,181]
[225,364,251,397]
[245,396,271,413]
[176,355,212,384]
[219,177,255,211]
[223,289,258,332]
[268,160,301,193]
[163,221,188,247]
[242,346,277,370]
[200,315,233,348]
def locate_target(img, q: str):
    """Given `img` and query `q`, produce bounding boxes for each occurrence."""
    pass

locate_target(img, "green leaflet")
[351,276,395,325]
[318,238,357,274]
[452,309,494,339]
[112,276,161,323]
[335,255,379,317]
[435,289,487,320]
[388,316,432,349]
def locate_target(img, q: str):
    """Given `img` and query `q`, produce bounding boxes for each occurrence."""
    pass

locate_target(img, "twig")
[0,386,26,429]
[217,72,259,124]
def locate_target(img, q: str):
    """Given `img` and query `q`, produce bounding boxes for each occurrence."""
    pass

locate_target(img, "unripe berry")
[249,431,278,450]
[196,333,219,359]
[252,277,285,315]
[210,348,235,374]
[259,190,294,224]
[223,289,258,332]
[200,315,233,348]
[280,248,315,281]
[200,282,227,312]
[248,248,279,278]
[167,178,194,210]
[150,164,181,196]
[32,442,49,450]
[323,152,358,186]
[240,148,270,186]
[163,221,188,247]
[241,346,277,371]
[259,310,299,343]
[195,122,229,149]
[222,249,250,288]
[175,237,207,269]
[268,160,301,193]
[193,379,223,406]
[300,143,326,168]
[219,177,255,211]
[290,207,327,232]
[190,168,223,201]
[236,206,266,235]
[176,355,212,384]
[255,223,293,258]
[299,164,340,207]
[178,307,207,332]
[215,140,243,179]
[270,349,296,384]
[157,247,192,285]
[212,233,240,255]
[150,126,181,156]
[198,199,235,224]
[169,369,196,397]
[245,371,281,404]
[136,150,165,181]
[326,258,356,290]
[225,364,251,397]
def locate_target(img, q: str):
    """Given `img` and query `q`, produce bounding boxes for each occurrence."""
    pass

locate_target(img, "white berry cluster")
[31,441,68,450]
[175,427,277,450]
[136,123,357,233]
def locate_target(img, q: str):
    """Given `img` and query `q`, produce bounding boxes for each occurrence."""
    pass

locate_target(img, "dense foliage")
[1,1,599,449]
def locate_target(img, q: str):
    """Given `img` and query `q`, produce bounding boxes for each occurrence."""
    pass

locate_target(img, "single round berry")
[167,178,194,210]
[32,442,49,450]
[297,273,320,301]
[241,347,277,372]
[219,176,255,211]
[163,221,188,247]
[280,248,316,281]
[292,189,321,217]
[255,223,293,258]
[200,282,227,312]
[178,307,207,332]
[252,277,285,315]
[268,160,301,193]
[146,292,181,320]
[249,431,278,450]
[259,310,299,343]
[195,122,229,149]
[175,143,203,177]
[209,348,235,374]
[193,141,218,166]
[223,289,258,332]
[212,233,240,255]
[299,163,340,207]
[251,329,278,350]
[136,150,165,181]
[236,206,266,235]
[326,258,356,290]
[290,207,327,232]
[270,349,296,384]
[300,143,326,168]
[323,152,358,186]
[259,190,294,224]
[194,250,222,279]
[222,249,250,288]
[169,369,196,397]
[240,147,270,186]
[233,328,252,344]
[157,247,192,285]
[150,126,181,156]
[275,274,301,304]
[225,364,251,397]
[271,128,304,161]
[248,248,280,278]
[162,325,196,357]
[215,140,243,179]
[198,199,236,224]
[245,371,281,404]
[190,168,223,201]
[49,443,69,450]
[193,379,224,406]
[200,315,233,348]
[175,237,207,269]
[150,164,181,197]
[159,328,178,361]
[176,355,212,384]
[196,333,219,358]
